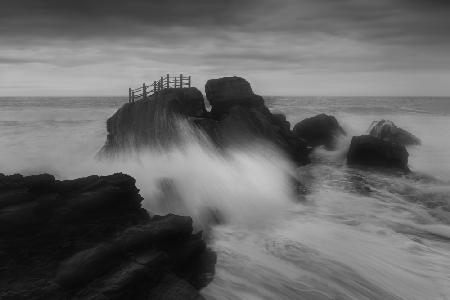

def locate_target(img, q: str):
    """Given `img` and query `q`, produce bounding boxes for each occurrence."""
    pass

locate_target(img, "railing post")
[179,74,183,88]
[142,83,147,99]
[166,74,170,89]
[132,91,135,103]
[160,77,163,91]
[129,88,131,103]
[188,76,191,88]
[174,76,177,88]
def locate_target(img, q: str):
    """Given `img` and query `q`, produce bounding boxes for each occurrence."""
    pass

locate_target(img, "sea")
[0,96,449,300]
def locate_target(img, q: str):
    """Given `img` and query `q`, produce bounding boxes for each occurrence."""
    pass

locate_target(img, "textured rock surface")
[369,120,421,146]
[0,173,215,299]
[347,135,409,171]
[101,87,207,154]
[205,76,263,118]
[293,114,346,149]
[102,77,312,166]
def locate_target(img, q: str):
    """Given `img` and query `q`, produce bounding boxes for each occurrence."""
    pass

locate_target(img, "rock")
[100,87,207,154]
[205,76,263,118]
[293,114,346,149]
[0,172,215,299]
[369,120,420,146]
[272,113,291,132]
[56,243,120,288]
[347,135,409,171]
[101,77,311,166]
[199,104,310,165]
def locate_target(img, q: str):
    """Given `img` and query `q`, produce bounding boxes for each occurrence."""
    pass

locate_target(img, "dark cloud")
[0,0,449,96]
[1,0,449,43]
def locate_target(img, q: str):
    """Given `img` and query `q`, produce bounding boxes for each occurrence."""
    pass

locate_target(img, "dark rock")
[272,113,291,132]
[56,243,120,288]
[0,189,33,209]
[347,135,409,171]
[293,114,346,149]
[201,105,310,165]
[205,76,263,118]
[147,273,205,300]
[369,120,420,146]
[101,87,207,154]
[0,172,215,299]
[101,77,311,166]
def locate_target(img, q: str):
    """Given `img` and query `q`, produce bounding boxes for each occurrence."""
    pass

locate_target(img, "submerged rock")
[293,114,346,150]
[0,173,215,299]
[369,120,420,146]
[347,135,409,171]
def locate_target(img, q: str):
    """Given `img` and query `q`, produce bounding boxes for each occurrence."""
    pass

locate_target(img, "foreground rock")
[0,173,215,299]
[369,120,420,146]
[293,114,346,149]
[347,135,409,171]
[102,76,311,165]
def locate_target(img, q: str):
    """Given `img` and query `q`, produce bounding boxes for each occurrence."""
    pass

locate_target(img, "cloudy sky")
[1,0,449,96]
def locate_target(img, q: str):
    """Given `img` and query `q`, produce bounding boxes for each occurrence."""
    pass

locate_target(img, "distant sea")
[1,96,449,300]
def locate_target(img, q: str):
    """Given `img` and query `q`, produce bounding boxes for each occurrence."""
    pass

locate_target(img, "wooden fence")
[128,74,191,103]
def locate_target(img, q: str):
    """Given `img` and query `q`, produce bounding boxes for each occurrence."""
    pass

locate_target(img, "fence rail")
[128,74,191,103]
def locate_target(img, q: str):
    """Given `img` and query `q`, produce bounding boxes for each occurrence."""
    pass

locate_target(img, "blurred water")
[0,96,449,300]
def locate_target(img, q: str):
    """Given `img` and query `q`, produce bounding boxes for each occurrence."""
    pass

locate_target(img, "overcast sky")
[1,0,449,96]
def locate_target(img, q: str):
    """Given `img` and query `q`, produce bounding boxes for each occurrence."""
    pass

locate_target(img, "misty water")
[0,96,449,300]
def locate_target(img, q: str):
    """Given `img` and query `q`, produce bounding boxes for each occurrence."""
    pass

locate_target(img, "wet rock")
[101,76,311,166]
[347,135,409,171]
[56,243,120,288]
[0,172,215,299]
[369,120,421,146]
[293,114,346,149]
[205,76,263,118]
[272,113,291,132]
[147,273,205,300]
[101,87,207,154]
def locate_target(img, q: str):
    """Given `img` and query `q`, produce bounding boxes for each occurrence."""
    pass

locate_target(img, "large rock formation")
[347,135,409,171]
[293,114,346,150]
[101,77,311,166]
[101,88,207,154]
[0,173,215,299]
[369,120,420,146]
[193,77,311,165]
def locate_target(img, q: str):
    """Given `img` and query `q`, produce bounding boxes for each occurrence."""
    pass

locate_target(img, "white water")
[0,96,449,299]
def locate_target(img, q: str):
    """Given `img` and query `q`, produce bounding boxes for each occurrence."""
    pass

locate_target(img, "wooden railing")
[128,74,191,103]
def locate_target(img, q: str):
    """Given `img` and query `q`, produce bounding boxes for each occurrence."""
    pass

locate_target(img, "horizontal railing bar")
[129,74,192,103]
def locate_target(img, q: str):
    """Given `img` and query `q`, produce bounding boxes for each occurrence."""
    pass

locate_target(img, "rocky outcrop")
[101,77,311,166]
[0,173,215,299]
[369,120,420,146]
[196,77,311,165]
[347,135,409,171]
[101,88,207,154]
[293,114,346,150]
[205,76,264,118]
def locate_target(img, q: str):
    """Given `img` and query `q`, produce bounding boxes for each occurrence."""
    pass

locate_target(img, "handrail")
[128,73,191,103]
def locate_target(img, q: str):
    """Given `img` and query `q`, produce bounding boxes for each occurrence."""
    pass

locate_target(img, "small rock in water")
[347,135,409,171]
[293,114,346,150]
[368,120,421,146]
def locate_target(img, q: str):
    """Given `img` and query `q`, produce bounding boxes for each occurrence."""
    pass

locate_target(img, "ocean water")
[0,96,449,300]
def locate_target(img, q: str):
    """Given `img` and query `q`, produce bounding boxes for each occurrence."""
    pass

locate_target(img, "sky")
[0,0,449,96]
